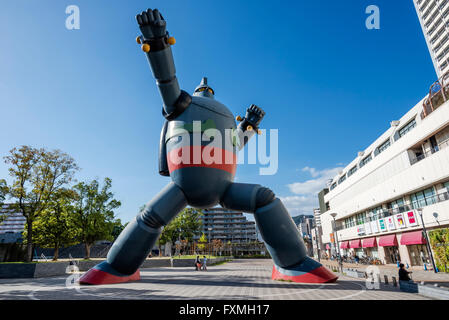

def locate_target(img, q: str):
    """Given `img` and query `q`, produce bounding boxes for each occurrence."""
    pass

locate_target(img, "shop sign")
[386,216,396,231]
[406,211,418,227]
[378,218,387,232]
[370,220,379,233]
[364,222,372,234]
[395,213,406,229]
[357,225,365,236]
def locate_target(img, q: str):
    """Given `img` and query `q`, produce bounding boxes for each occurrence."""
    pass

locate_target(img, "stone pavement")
[0,259,432,300]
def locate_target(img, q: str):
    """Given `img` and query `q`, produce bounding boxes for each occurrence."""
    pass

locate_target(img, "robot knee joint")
[140,207,165,229]
[255,187,276,209]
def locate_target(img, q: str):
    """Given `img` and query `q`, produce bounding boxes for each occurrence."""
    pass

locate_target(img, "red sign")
[406,211,418,226]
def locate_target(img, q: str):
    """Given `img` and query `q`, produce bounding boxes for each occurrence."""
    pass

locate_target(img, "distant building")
[413,0,449,79]
[196,207,257,243]
[296,216,314,238]
[311,208,324,259]
[0,204,25,243]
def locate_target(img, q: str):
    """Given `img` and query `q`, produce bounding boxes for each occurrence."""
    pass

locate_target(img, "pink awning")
[400,231,426,245]
[340,241,349,249]
[362,237,377,248]
[326,244,330,250]
[378,234,398,247]
[349,239,361,248]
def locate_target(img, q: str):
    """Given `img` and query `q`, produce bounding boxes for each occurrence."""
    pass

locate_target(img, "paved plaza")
[0,259,432,300]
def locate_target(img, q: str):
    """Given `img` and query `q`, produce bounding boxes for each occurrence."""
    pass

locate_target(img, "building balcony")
[409,137,449,164]
[421,74,449,121]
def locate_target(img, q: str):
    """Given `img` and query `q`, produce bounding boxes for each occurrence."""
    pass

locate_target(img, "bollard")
[392,276,397,287]
[377,274,381,284]
[384,275,389,285]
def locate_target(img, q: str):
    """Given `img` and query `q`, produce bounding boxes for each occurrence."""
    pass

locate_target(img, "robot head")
[193,77,215,99]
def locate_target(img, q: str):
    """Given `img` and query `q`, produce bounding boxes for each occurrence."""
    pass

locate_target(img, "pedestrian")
[195,256,201,271]
[202,255,207,271]
[398,263,413,281]
[355,255,359,264]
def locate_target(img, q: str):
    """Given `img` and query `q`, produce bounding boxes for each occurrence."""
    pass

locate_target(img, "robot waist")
[166,145,237,175]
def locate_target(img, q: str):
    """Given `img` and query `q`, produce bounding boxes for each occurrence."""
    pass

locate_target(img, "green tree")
[429,228,449,273]
[157,208,202,255]
[72,178,121,259]
[111,219,126,240]
[0,179,8,224]
[25,188,79,260]
[197,233,207,253]
[4,146,79,261]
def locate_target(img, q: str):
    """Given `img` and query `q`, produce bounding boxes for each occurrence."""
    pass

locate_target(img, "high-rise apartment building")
[196,207,257,243]
[413,0,449,78]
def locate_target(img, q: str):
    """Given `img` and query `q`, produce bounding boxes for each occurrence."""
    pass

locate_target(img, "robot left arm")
[235,104,266,150]
[136,9,191,120]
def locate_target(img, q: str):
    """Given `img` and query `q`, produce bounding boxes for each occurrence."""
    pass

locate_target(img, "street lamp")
[330,213,343,272]
[313,219,321,262]
[208,227,212,255]
[417,208,437,273]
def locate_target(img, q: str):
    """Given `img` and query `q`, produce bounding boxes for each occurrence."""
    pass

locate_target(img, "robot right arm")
[136,9,191,120]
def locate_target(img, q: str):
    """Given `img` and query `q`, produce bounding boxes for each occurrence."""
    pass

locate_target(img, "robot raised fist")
[79,8,337,285]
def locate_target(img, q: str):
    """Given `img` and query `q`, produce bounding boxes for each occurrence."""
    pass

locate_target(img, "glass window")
[388,198,404,210]
[330,182,337,190]
[398,119,417,138]
[369,206,382,220]
[444,181,449,190]
[338,174,346,184]
[356,212,367,225]
[411,187,436,208]
[359,154,372,168]
[348,166,357,177]
[377,139,391,154]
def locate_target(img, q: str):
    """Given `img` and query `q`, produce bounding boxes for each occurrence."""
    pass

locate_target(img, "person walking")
[398,263,413,281]
[202,256,207,271]
[195,256,201,271]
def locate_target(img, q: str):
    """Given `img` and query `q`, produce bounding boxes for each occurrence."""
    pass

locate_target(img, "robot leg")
[79,182,187,285]
[221,183,337,283]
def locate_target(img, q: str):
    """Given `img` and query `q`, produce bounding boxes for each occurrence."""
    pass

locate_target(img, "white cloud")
[288,167,343,195]
[301,166,319,178]
[281,166,344,216]
[279,195,318,216]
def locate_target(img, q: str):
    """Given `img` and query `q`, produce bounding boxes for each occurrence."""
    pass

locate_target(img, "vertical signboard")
[357,225,365,236]
[371,220,379,233]
[378,218,387,232]
[406,211,418,227]
[386,216,396,231]
[395,213,406,229]
[365,222,372,234]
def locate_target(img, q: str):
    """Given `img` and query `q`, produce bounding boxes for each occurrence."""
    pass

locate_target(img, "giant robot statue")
[79,8,337,285]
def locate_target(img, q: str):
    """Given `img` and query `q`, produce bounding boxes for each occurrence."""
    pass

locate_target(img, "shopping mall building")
[318,78,449,267]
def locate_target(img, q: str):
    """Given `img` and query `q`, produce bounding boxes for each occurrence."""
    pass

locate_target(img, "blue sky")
[0,1,437,222]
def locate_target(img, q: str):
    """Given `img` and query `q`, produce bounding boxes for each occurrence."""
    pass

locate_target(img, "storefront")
[379,234,400,264]
[400,230,429,266]
[340,241,349,256]
[362,237,378,258]
[350,239,363,257]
